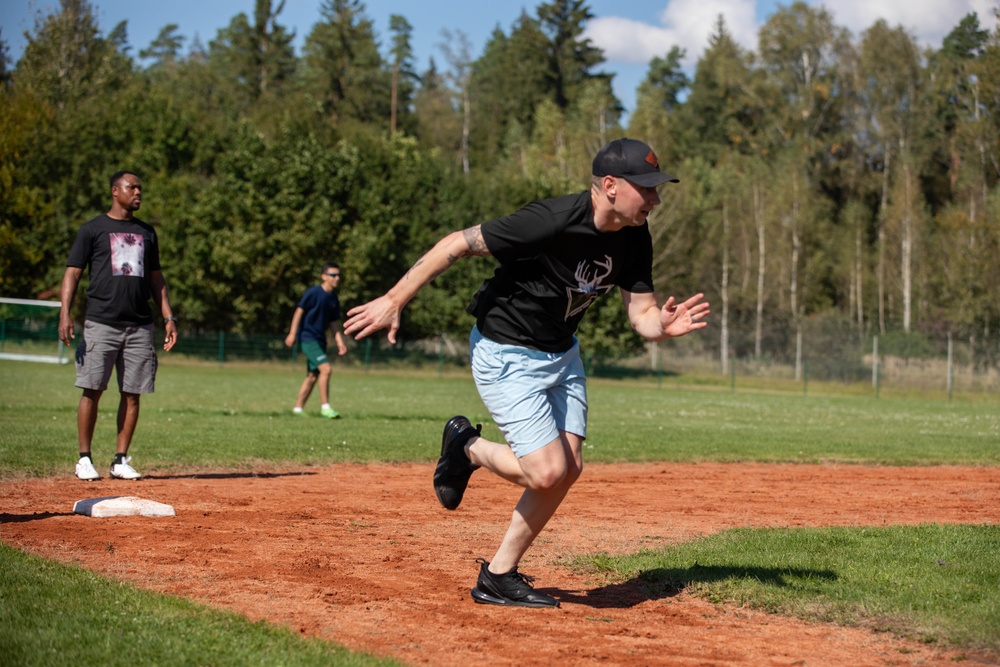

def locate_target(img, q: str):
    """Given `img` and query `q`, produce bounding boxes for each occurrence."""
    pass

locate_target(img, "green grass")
[0,543,400,667]
[575,524,1000,653]
[1,358,998,662]
[1,359,998,477]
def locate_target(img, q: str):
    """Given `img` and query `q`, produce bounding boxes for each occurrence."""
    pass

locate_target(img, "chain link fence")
[2,305,997,398]
[163,324,999,398]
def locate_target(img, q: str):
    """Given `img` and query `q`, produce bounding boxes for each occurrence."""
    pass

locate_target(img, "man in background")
[285,263,348,418]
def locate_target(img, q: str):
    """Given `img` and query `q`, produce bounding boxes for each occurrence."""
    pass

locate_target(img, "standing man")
[284,263,348,418]
[344,139,710,607]
[59,170,178,481]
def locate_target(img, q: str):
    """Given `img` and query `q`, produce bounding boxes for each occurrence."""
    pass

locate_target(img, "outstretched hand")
[661,293,710,338]
[344,295,402,344]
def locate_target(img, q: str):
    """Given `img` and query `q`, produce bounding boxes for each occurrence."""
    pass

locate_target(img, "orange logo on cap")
[645,151,659,168]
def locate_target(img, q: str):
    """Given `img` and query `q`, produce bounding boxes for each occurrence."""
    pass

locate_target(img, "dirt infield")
[2,462,998,666]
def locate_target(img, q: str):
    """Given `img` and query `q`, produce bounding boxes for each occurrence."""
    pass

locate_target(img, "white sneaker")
[110,457,142,480]
[76,457,100,481]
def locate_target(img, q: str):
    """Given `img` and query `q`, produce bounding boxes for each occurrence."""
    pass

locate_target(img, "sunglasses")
[326,272,340,278]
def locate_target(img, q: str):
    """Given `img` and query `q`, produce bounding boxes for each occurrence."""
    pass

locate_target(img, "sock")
[293,406,303,413]
[321,403,331,410]
[113,453,126,465]
[79,453,92,461]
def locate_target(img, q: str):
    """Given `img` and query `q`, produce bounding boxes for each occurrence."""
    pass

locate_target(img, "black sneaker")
[433,416,481,510]
[470,558,560,608]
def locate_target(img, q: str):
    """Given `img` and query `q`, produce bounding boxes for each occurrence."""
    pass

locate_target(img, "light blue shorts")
[469,325,587,458]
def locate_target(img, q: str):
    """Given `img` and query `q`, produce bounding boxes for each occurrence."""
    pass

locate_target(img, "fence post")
[730,354,736,392]
[364,338,372,373]
[947,332,953,401]
[803,358,808,395]
[438,338,444,378]
[872,335,879,394]
[656,342,662,388]
[218,331,225,365]
[795,329,803,381]
[721,328,728,377]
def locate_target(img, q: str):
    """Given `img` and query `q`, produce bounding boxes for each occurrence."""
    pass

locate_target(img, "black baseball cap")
[592,138,679,187]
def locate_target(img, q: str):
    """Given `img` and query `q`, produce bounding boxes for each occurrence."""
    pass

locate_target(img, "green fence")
[162,326,999,398]
[171,328,469,374]
[0,299,69,364]
[1,312,998,399]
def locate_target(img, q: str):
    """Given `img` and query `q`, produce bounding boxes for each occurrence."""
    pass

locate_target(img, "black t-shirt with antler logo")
[471,191,654,353]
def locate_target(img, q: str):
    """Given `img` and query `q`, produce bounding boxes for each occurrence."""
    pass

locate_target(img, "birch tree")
[859,20,926,333]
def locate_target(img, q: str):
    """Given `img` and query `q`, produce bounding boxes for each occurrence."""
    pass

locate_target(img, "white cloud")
[816,0,999,48]
[586,0,999,71]
[584,0,759,68]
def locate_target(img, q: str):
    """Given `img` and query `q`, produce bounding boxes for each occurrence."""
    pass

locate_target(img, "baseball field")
[1,360,998,666]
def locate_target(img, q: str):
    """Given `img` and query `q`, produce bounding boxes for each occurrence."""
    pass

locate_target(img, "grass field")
[2,360,998,477]
[1,358,998,663]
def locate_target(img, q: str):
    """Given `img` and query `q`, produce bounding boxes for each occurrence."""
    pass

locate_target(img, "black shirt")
[471,191,654,353]
[66,214,163,327]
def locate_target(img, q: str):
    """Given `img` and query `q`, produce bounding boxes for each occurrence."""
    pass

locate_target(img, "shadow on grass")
[558,564,837,609]
[146,471,319,480]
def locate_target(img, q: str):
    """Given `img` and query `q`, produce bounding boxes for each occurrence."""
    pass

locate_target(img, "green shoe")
[321,407,341,419]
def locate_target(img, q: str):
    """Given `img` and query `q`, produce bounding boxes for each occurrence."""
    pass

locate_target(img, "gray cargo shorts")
[75,320,157,394]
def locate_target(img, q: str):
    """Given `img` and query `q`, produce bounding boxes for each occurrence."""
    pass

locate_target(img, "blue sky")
[2,1,996,116]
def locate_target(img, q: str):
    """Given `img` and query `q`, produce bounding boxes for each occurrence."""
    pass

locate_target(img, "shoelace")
[477,558,535,589]
[502,568,536,588]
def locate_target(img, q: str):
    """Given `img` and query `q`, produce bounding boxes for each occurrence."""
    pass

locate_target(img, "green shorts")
[300,339,329,373]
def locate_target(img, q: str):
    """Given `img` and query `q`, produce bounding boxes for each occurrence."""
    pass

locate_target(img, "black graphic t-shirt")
[472,191,654,353]
[66,214,163,327]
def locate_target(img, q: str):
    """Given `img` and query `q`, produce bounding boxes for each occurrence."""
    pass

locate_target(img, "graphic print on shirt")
[110,233,145,277]
[565,255,614,320]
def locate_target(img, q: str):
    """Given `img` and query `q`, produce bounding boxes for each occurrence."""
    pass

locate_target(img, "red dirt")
[2,462,998,666]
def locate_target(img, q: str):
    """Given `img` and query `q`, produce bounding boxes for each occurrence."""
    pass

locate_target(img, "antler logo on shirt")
[565,255,614,319]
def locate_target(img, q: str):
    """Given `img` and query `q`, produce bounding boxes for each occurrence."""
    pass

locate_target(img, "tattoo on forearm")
[403,226,488,284]
[405,254,451,283]
[403,258,421,281]
[463,225,489,256]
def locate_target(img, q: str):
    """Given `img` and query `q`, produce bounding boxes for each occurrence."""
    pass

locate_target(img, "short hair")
[110,170,140,190]
[321,263,339,274]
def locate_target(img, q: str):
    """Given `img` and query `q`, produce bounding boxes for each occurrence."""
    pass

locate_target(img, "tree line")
[1,0,998,365]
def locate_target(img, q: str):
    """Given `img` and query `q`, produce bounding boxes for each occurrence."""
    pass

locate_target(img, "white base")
[73,496,176,517]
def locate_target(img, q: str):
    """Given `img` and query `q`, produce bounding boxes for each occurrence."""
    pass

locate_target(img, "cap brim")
[624,172,680,187]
